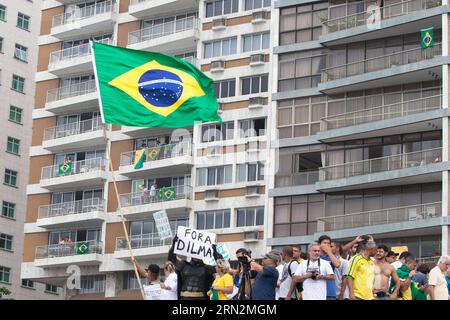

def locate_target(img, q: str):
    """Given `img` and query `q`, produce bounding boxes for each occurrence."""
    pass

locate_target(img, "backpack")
[287,260,303,293]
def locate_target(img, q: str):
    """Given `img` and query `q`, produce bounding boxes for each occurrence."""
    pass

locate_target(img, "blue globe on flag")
[138,69,183,107]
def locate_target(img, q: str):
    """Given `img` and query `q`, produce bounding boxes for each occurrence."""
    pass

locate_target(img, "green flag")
[58,161,72,175]
[91,41,222,128]
[77,242,89,254]
[148,146,161,161]
[156,187,176,201]
[421,28,434,49]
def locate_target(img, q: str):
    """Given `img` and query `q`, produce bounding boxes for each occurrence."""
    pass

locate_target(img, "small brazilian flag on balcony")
[157,187,176,201]
[421,28,434,49]
[58,161,72,175]
[77,242,89,255]
[90,41,221,128]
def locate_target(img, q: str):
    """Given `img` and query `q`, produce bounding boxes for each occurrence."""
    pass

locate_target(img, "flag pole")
[103,127,146,300]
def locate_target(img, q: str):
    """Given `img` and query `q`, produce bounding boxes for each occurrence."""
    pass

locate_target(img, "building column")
[442,12,449,256]
[105,272,121,298]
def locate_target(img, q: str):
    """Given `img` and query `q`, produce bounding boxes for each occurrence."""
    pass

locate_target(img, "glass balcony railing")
[38,198,104,219]
[275,170,320,188]
[120,185,192,207]
[324,0,442,33]
[43,118,104,141]
[36,240,103,259]
[49,38,112,65]
[46,80,97,103]
[120,142,192,167]
[317,202,441,232]
[128,16,199,45]
[181,56,199,67]
[52,0,116,28]
[41,157,107,180]
[116,232,174,251]
[322,43,442,82]
[321,95,442,131]
[319,147,442,181]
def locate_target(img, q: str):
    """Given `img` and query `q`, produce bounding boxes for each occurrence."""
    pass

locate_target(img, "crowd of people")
[131,234,450,300]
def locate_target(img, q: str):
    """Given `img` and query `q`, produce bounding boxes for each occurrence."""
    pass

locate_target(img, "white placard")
[153,210,172,240]
[143,284,163,300]
[204,243,231,266]
[174,226,217,260]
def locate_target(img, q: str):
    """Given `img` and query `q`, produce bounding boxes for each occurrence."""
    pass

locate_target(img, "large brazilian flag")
[91,42,222,128]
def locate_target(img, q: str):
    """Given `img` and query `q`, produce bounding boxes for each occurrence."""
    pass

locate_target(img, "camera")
[308,267,319,280]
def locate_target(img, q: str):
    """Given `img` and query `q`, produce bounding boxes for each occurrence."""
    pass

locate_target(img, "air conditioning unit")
[250,54,265,66]
[210,60,225,72]
[251,11,268,24]
[248,96,263,109]
[243,231,259,242]
[212,17,226,30]
[245,186,260,197]
[204,189,219,201]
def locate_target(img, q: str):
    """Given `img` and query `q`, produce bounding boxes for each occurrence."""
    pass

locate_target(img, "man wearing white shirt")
[277,246,299,300]
[292,242,335,300]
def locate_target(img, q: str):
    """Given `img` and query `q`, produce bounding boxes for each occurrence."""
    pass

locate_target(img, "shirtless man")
[373,245,400,300]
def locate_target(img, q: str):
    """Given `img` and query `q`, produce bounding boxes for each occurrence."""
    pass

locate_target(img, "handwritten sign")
[204,243,230,266]
[143,284,163,300]
[174,226,217,260]
[153,210,172,240]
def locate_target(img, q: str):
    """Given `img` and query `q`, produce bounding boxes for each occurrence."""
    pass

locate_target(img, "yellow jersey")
[211,273,234,300]
[347,254,375,300]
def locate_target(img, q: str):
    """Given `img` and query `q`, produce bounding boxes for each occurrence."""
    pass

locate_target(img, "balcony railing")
[321,95,442,131]
[130,0,151,4]
[120,142,192,167]
[319,147,442,181]
[38,198,104,219]
[41,157,107,180]
[128,16,199,45]
[43,118,104,141]
[181,56,199,67]
[275,170,319,188]
[322,43,442,82]
[417,255,440,265]
[324,0,442,33]
[52,0,116,28]
[36,240,103,259]
[116,232,173,251]
[120,185,192,207]
[46,80,97,103]
[317,202,441,232]
[49,38,112,65]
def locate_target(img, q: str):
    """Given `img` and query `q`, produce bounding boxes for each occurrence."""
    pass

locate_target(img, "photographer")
[291,242,335,300]
[245,251,280,300]
[233,248,253,300]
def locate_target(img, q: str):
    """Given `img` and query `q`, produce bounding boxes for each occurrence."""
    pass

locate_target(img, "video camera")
[236,249,252,271]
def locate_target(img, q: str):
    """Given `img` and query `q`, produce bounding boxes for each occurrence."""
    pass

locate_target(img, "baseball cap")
[146,264,160,275]
[386,251,399,258]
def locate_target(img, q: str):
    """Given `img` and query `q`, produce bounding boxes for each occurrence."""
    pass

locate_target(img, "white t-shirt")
[429,266,448,300]
[294,258,334,300]
[391,260,402,270]
[278,260,299,299]
[275,264,284,300]
[162,272,178,300]
[335,257,349,299]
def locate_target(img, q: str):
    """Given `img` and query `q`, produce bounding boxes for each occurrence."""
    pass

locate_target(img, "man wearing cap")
[246,251,280,300]
[132,258,160,284]
[385,250,399,264]
[373,245,400,300]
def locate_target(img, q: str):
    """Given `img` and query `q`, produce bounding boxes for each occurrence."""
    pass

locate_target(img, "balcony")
[114,232,174,259]
[128,0,198,19]
[40,157,107,191]
[42,118,106,152]
[275,170,319,188]
[316,148,445,191]
[319,44,443,94]
[181,56,200,68]
[50,1,116,40]
[119,185,192,219]
[127,17,200,53]
[34,240,103,268]
[317,202,441,233]
[48,39,112,77]
[45,80,98,115]
[36,198,106,229]
[118,142,193,178]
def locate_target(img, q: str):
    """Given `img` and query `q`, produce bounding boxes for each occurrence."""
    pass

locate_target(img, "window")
[197,209,230,229]
[241,74,268,95]
[17,12,30,30]
[0,233,12,251]
[11,74,25,93]
[196,165,232,186]
[0,37,3,53]
[239,118,266,137]
[0,266,11,283]
[45,284,58,294]
[9,106,22,124]
[204,37,237,58]
[79,275,106,294]
[14,44,28,62]
[123,271,148,289]
[243,32,270,52]
[205,0,239,18]
[22,279,35,289]
[214,79,236,98]
[4,169,18,187]
[6,137,20,155]
[2,201,15,219]
[245,0,271,10]
[201,121,234,142]
[237,162,264,182]
[0,5,5,21]
[236,207,264,227]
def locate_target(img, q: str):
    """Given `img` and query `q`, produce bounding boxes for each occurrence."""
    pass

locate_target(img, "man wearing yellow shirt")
[347,240,377,300]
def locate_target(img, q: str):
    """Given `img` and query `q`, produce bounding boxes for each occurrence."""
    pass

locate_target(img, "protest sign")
[174,226,217,260]
[153,210,172,240]
[204,243,230,266]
